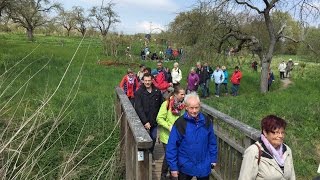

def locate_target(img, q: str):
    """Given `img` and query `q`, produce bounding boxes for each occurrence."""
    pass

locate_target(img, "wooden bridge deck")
[152,141,165,179]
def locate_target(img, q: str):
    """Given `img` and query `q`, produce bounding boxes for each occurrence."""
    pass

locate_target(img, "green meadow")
[0,33,319,179]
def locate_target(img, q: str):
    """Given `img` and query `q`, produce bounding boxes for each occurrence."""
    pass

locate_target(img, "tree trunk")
[260,56,270,93]
[26,28,34,41]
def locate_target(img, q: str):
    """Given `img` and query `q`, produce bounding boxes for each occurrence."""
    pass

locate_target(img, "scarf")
[169,96,185,116]
[261,134,285,166]
[127,75,134,84]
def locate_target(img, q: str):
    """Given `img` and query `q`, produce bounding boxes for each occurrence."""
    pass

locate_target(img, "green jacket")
[156,100,184,144]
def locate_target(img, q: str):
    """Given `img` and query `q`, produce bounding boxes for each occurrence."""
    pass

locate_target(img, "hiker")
[119,68,140,105]
[171,62,182,88]
[252,61,258,72]
[238,115,295,180]
[196,62,210,98]
[156,86,185,180]
[268,69,275,91]
[166,92,218,180]
[137,64,145,83]
[151,69,172,99]
[186,67,199,94]
[278,61,287,79]
[203,62,213,97]
[286,59,294,78]
[134,73,163,165]
[230,66,242,96]
[211,65,225,97]
[221,66,229,95]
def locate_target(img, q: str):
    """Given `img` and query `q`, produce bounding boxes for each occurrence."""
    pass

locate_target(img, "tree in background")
[0,0,8,17]
[89,1,120,37]
[57,8,77,37]
[72,6,88,37]
[169,0,319,93]
[7,0,60,41]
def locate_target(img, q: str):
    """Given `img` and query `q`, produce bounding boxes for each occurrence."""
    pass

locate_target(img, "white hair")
[184,92,200,106]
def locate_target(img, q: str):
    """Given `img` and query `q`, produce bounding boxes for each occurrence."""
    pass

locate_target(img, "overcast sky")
[53,0,197,34]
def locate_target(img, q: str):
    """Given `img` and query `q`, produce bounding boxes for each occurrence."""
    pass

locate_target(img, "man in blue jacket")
[166,92,218,180]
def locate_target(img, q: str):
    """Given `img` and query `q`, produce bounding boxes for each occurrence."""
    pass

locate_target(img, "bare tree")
[57,8,77,36]
[89,1,120,37]
[0,0,8,16]
[72,6,88,37]
[7,0,60,41]
[213,0,319,93]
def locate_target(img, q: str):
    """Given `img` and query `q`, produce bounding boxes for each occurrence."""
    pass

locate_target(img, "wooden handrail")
[116,87,153,148]
[201,103,260,141]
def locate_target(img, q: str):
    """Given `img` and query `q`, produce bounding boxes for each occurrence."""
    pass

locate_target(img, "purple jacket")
[187,73,199,91]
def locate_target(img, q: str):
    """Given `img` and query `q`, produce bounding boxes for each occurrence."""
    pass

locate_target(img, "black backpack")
[174,115,212,136]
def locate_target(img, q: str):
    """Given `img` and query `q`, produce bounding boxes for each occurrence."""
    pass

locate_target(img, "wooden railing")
[201,103,260,180]
[115,87,261,180]
[115,87,153,180]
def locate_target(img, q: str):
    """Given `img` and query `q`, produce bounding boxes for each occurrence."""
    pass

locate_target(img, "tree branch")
[235,0,264,14]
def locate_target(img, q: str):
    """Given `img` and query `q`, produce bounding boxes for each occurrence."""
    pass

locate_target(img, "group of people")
[119,61,296,180]
[278,59,294,79]
[187,62,243,97]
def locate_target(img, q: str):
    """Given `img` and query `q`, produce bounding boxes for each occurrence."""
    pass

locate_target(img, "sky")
[53,0,197,34]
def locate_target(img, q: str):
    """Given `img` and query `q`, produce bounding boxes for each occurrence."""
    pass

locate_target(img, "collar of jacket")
[258,138,287,160]
[140,84,158,93]
[183,112,206,125]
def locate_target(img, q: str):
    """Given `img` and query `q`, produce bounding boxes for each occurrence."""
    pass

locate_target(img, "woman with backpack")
[156,86,185,180]
[238,115,295,180]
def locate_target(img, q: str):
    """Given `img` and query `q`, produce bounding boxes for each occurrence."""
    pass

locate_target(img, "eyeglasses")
[270,131,286,135]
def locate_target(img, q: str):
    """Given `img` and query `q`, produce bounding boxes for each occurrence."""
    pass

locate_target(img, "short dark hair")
[142,73,153,80]
[261,115,287,133]
[235,66,239,69]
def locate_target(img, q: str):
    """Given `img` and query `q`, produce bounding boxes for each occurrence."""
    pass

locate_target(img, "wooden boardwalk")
[152,140,165,180]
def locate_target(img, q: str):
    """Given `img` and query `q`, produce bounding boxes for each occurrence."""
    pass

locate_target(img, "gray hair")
[184,92,200,106]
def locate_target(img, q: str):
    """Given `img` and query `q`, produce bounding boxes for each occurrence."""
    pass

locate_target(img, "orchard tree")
[0,0,8,16]
[89,1,120,37]
[212,0,319,93]
[72,6,88,37]
[56,8,77,36]
[7,0,60,41]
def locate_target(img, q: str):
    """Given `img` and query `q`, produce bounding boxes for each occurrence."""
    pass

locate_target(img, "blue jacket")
[166,112,218,177]
[223,70,229,84]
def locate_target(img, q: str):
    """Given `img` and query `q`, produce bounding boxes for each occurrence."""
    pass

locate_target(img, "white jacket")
[238,141,295,180]
[211,69,225,84]
[171,68,182,84]
[278,63,287,72]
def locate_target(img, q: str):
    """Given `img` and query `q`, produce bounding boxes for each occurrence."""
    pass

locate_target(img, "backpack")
[174,115,212,136]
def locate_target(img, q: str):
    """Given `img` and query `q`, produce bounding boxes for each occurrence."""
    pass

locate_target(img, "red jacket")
[153,72,170,92]
[231,70,242,85]
[119,75,140,98]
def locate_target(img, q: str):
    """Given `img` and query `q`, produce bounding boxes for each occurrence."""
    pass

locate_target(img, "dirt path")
[280,78,293,89]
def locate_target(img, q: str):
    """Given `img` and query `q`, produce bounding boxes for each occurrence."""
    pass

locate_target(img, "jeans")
[215,83,221,96]
[280,71,285,79]
[205,79,210,96]
[200,83,208,97]
[221,83,228,94]
[170,171,209,180]
[161,143,169,177]
[149,126,157,154]
[231,84,240,96]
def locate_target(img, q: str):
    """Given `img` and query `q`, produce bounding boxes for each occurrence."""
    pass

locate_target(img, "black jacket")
[197,66,211,84]
[134,85,163,127]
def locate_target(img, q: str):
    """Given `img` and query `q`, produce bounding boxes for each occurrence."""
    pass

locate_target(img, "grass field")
[0,33,319,179]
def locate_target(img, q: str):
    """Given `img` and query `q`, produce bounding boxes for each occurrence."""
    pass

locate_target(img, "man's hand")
[144,122,151,130]
[171,171,178,177]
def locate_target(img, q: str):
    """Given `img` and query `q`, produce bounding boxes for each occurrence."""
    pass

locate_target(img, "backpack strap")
[254,143,262,165]
[174,116,187,136]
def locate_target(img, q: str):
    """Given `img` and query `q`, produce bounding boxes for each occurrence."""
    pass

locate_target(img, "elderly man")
[166,92,218,180]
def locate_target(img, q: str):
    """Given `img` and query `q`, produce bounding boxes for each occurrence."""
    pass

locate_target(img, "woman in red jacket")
[230,66,242,96]
[119,68,140,105]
